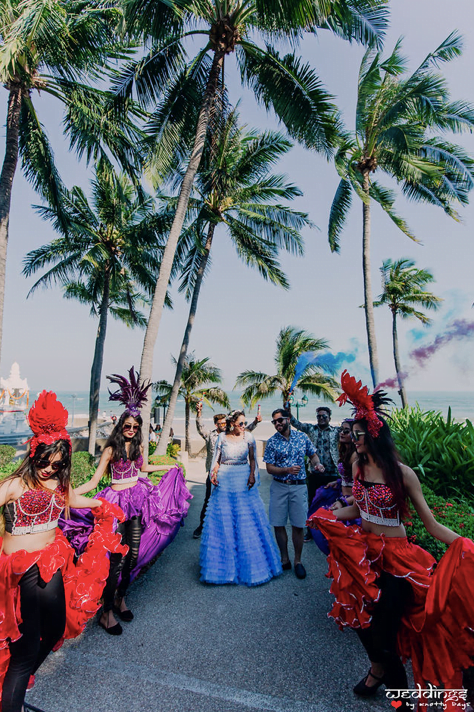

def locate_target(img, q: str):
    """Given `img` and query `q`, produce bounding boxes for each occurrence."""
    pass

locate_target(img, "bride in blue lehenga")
[199,411,282,586]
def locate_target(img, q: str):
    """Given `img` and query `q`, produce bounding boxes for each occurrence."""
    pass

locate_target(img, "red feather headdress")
[28,391,71,457]
[336,370,383,438]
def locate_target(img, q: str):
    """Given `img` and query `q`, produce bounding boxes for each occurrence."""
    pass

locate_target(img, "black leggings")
[199,475,212,528]
[102,515,142,611]
[356,571,412,692]
[2,565,66,712]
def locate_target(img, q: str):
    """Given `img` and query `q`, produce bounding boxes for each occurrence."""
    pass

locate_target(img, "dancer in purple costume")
[60,368,192,635]
[307,419,359,555]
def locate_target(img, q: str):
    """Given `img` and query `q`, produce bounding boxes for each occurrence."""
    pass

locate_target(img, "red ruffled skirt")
[311,508,474,690]
[0,500,127,700]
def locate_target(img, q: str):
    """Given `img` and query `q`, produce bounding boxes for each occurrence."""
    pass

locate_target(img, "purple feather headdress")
[107,366,152,417]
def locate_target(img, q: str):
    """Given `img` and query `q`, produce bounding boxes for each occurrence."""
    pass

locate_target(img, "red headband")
[28,390,71,458]
[336,370,383,438]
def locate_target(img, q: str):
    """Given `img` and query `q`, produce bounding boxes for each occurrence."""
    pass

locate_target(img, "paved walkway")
[28,460,390,712]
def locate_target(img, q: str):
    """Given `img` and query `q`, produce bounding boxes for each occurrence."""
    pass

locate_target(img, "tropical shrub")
[391,406,474,504]
[0,445,15,468]
[149,441,157,456]
[406,485,474,561]
[167,443,180,459]
[0,461,18,479]
[70,452,96,489]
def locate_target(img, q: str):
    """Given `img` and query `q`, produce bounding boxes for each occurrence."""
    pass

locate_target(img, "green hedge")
[391,406,474,504]
[148,454,186,482]
[0,461,18,479]
[407,484,474,560]
[0,445,15,468]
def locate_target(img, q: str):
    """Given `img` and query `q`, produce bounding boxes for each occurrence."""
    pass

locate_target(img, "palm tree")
[154,354,230,454]
[374,258,442,408]
[236,326,338,407]
[155,108,312,455]
[117,0,389,446]
[0,0,144,360]
[23,159,167,454]
[328,33,474,387]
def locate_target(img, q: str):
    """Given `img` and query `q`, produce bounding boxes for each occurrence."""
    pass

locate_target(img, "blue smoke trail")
[289,351,356,394]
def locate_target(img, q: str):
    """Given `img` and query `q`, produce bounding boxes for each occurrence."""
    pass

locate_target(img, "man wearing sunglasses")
[192,402,261,539]
[263,409,323,579]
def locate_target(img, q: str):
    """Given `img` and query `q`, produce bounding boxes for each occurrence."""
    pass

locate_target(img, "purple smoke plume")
[409,319,474,368]
[376,373,409,390]
[376,319,474,389]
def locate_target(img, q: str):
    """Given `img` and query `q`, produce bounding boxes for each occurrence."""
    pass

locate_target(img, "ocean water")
[50,389,474,424]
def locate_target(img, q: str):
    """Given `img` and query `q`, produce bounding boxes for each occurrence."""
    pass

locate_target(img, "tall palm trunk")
[184,397,191,454]
[392,310,408,408]
[0,84,23,362]
[139,50,225,461]
[157,224,216,455]
[88,267,110,455]
[362,172,380,387]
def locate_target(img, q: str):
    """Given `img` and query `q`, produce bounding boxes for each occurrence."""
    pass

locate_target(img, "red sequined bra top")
[110,455,143,484]
[4,485,66,535]
[352,477,401,527]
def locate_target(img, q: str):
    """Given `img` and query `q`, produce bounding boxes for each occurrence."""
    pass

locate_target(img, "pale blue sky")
[1,0,473,394]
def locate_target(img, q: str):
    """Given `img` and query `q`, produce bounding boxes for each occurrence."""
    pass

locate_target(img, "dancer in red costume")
[308,371,474,712]
[0,391,126,712]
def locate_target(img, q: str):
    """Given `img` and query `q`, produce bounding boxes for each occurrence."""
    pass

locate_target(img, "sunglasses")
[351,430,366,442]
[123,424,139,432]
[340,428,352,435]
[317,413,329,418]
[235,421,247,427]
[35,458,65,472]
[271,417,287,425]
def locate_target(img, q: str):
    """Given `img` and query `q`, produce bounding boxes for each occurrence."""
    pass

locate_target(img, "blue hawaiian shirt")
[263,429,316,481]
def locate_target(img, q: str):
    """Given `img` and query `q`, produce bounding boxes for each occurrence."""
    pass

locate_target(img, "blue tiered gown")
[200,432,282,586]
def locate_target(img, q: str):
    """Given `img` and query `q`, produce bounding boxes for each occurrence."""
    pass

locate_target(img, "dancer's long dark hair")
[5,440,72,511]
[354,414,409,518]
[338,419,356,477]
[106,411,143,462]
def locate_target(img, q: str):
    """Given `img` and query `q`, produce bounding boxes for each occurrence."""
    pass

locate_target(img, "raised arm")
[246,412,261,433]
[403,465,459,545]
[74,447,112,495]
[196,414,210,440]
[289,414,312,435]
[196,402,210,440]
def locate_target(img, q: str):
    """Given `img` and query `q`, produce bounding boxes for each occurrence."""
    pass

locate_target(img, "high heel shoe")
[353,669,385,696]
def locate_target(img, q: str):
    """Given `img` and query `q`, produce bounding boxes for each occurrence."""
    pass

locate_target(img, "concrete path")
[28,460,391,712]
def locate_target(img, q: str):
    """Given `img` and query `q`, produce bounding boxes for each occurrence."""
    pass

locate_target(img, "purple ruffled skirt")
[60,467,192,581]
[307,481,360,556]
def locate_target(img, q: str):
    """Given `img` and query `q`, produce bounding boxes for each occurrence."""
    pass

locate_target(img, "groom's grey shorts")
[269,479,308,528]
